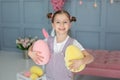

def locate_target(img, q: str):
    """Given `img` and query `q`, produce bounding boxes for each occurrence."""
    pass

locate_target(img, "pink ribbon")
[42,28,49,38]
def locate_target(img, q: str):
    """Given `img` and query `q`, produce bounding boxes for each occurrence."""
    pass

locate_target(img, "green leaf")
[16,44,25,50]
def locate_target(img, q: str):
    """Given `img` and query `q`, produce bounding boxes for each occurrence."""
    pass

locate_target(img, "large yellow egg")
[30,66,44,77]
[65,45,86,72]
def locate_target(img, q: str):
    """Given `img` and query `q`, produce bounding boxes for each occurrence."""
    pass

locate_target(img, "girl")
[28,10,94,80]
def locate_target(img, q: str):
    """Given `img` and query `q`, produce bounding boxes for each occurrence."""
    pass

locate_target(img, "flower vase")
[23,50,30,59]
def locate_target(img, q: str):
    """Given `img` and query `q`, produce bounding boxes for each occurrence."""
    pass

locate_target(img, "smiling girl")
[28,10,94,80]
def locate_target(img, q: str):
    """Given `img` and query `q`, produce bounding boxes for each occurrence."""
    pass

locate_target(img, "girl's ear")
[52,23,55,29]
[69,23,72,28]
[70,23,72,26]
[51,23,55,37]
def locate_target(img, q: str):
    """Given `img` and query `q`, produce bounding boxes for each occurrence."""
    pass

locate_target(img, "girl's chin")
[57,32,67,35]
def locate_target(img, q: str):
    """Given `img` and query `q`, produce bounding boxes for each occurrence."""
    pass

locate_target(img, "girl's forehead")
[54,14,69,20]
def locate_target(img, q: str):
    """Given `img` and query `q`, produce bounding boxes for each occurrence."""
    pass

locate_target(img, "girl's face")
[52,14,71,35]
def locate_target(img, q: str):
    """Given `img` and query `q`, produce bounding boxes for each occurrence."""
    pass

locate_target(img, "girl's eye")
[64,21,67,23]
[56,22,60,23]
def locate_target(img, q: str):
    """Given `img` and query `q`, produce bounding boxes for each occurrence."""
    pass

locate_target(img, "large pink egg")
[32,40,50,65]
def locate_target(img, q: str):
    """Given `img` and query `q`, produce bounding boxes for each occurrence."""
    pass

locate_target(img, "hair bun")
[47,13,53,19]
[71,16,76,22]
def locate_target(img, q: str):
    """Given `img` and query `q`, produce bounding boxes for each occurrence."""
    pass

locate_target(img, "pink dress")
[45,36,74,80]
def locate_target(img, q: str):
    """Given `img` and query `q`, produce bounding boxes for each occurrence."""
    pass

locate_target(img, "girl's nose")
[60,23,64,27]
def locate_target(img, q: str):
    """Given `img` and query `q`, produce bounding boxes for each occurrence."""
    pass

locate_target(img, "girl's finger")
[36,53,44,59]
[37,57,43,62]
[33,59,37,63]
[69,64,74,70]
[34,59,39,64]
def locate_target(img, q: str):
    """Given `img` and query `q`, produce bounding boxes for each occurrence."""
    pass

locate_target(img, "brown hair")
[47,10,76,23]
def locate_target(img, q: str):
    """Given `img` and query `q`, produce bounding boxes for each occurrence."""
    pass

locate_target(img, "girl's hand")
[68,50,94,72]
[28,46,44,64]
[35,51,44,64]
[68,59,84,72]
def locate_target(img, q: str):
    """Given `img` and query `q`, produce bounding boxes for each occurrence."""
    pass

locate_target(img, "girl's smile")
[58,27,65,30]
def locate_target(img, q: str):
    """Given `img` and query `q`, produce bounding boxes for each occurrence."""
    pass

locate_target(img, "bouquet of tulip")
[16,36,38,50]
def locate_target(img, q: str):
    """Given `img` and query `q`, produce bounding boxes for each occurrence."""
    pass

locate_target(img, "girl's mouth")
[58,28,65,31]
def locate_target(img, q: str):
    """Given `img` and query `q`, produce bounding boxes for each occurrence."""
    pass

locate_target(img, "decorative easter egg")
[23,71,31,77]
[30,66,44,77]
[32,40,50,65]
[65,45,86,72]
[30,73,39,80]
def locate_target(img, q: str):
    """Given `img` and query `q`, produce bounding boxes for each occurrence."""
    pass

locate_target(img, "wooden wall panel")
[106,32,120,50]
[23,1,47,24]
[1,27,20,50]
[0,28,1,50]
[24,28,44,39]
[76,31,100,49]
[1,1,20,23]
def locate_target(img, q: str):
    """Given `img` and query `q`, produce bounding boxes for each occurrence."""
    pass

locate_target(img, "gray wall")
[0,0,120,52]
